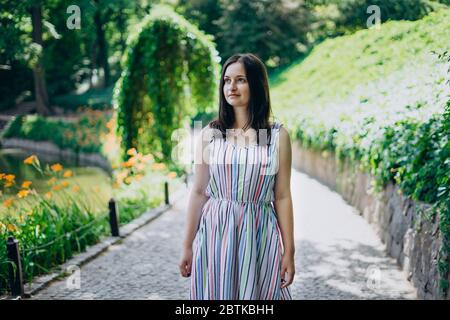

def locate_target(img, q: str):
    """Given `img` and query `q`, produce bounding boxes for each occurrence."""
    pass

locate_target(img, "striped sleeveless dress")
[190,122,292,300]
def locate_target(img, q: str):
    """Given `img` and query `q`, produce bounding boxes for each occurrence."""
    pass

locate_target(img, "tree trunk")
[31,5,52,116]
[94,2,110,87]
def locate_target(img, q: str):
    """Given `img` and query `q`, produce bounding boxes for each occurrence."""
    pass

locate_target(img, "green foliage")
[0,1,35,111]
[271,9,450,115]
[272,9,450,295]
[337,0,433,26]
[0,197,110,294]
[176,0,223,37]
[307,0,438,39]
[0,162,181,295]
[0,0,33,64]
[1,111,111,154]
[191,109,218,127]
[42,0,85,96]
[0,140,184,294]
[51,86,113,111]
[0,61,34,111]
[0,0,149,111]
[114,5,219,164]
[214,0,312,69]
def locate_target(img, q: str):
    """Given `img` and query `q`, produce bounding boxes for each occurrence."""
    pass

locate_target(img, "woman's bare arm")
[273,126,295,287]
[182,127,211,250]
[273,127,295,257]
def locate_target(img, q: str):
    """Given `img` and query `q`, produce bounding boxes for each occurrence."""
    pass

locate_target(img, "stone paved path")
[32,169,417,300]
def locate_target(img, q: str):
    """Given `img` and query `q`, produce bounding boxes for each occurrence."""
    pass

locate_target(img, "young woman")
[179,53,295,300]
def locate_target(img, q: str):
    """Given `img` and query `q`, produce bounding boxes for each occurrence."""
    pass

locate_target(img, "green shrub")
[114,5,219,164]
[1,111,111,154]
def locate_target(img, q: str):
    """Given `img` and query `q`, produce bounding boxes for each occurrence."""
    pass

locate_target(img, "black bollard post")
[75,146,80,167]
[6,237,24,298]
[108,198,120,237]
[164,181,169,205]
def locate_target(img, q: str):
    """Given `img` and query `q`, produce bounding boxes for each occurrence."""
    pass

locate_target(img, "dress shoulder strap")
[268,122,283,146]
[272,122,283,130]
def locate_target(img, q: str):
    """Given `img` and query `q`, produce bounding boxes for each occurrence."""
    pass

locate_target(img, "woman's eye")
[238,78,246,83]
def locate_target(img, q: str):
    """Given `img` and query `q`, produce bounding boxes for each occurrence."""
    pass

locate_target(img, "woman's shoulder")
[200,122,223,143]
[269,121,290,143]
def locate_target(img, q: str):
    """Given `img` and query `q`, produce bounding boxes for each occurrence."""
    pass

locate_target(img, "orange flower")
[61,181,70,188]
[122,157,136,168]
[106,120,114,131]
[127,148,137,156]
[112,183,119,189]
[72,186,80,193]
[17,189,30,198]
[141,154,153,163]
[47,177,57,185]
[167,171,177,179]
[121,160,134,168]
[45,192,52,199]
[63,170,73,178]
[3,198,13,208]
[51,163,63,172]
[135,174,143,181]
[7,224,18,232]
[4,174,15,182]
[0,173,5,179]
[151,163,166,171]
[52,185,62,191]
[4,182,14,188]
[22,181,32,188]
[24,155,37,164]
[116,170,128,183]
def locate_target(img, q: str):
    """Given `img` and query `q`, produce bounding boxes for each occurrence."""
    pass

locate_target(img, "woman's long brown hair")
[209,53,274,145]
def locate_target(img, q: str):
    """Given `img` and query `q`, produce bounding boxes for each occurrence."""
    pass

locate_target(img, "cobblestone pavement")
[32,169,417,300]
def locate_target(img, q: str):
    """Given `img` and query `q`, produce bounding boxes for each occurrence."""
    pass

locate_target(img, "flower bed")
[0,149,183,295]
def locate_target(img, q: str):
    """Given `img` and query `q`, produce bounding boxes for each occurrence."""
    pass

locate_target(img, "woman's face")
[223,62,250,109]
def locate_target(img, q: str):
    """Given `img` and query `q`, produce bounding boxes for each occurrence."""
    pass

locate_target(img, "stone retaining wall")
[0,138,112,174]
[292,142,448,300]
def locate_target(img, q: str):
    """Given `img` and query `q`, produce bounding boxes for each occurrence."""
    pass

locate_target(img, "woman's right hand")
[179,247,193,277]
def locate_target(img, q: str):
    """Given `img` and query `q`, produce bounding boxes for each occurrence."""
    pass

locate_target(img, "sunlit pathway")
[290,170,416,299]
[32,168,416,299]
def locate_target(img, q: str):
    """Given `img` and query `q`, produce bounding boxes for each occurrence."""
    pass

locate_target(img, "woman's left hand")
[280,253,295,288]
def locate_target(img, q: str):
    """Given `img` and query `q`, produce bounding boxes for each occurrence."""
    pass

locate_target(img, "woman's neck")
[232,107,249,130]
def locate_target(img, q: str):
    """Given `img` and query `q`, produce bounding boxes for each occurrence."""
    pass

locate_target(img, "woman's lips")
[229,94,240,97]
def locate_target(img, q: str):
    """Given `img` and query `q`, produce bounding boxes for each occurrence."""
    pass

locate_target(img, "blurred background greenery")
[0,0,446,116]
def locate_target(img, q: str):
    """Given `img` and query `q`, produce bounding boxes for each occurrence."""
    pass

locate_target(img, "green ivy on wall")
[292,52,450,296]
